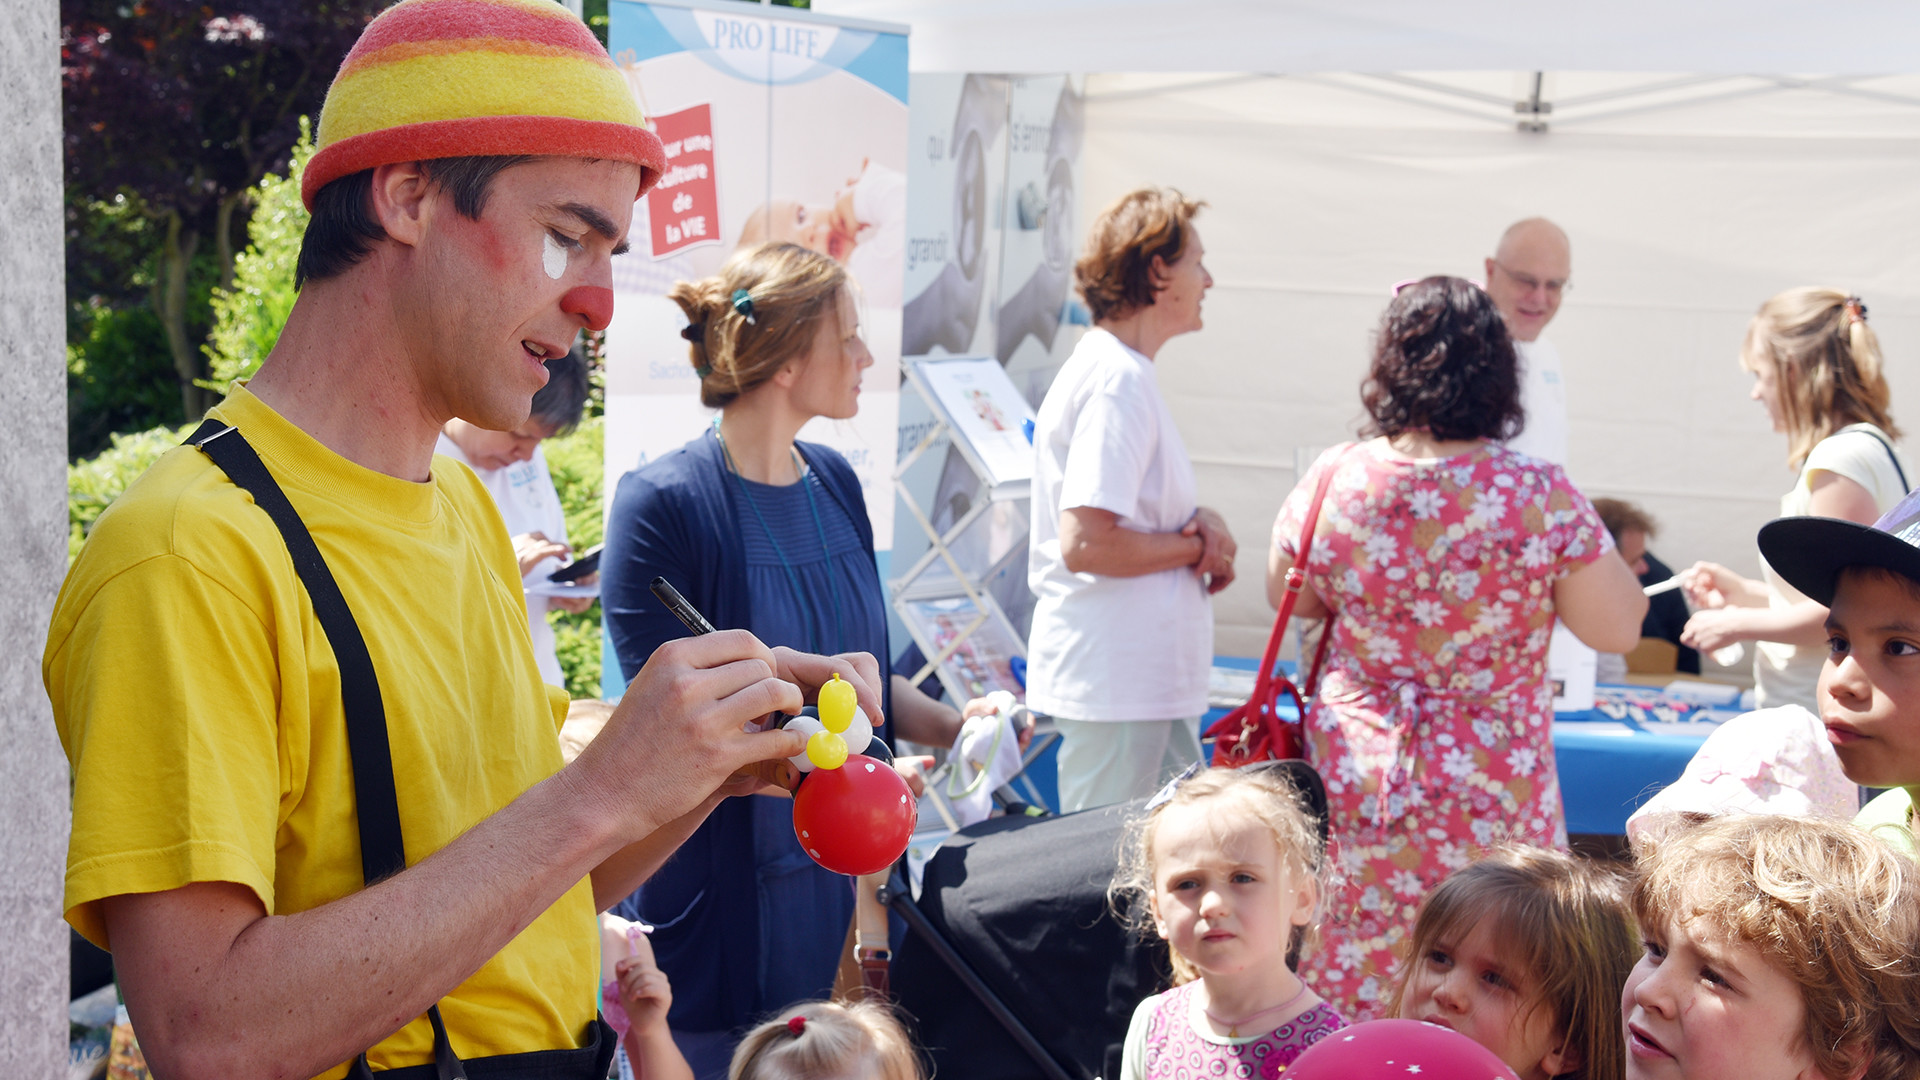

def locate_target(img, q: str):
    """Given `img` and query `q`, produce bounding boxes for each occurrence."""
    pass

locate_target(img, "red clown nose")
[561,285,614,331]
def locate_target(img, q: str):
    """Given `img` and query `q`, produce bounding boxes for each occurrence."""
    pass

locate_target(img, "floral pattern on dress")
[1270,440,1613,1019]
[1143,983,1347,1079]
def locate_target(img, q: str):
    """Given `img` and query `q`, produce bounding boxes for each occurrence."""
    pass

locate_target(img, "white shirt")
[435,435,570,687]
[1504,336,1568,469]
[1026,329,1212,721]
[1756,424,1912,709]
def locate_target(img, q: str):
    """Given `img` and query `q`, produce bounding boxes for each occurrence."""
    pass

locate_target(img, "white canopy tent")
[812,0,1920,75]
[817,0,1920,665]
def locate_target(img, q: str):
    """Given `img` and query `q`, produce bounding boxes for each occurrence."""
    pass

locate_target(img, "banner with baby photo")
[601,0,909,693]
[891,74,1087,656]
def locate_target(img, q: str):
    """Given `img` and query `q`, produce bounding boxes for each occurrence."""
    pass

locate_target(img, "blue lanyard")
[716,428,844,656]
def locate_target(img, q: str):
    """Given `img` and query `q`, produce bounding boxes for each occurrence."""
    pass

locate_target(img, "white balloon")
[842,706,873,756]
[784,714,826,772]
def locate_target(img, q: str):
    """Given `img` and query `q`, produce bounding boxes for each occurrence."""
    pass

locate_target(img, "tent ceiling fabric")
[811,0,1920,75]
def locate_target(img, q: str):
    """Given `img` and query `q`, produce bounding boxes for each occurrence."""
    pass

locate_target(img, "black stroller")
[886,760,1330,1080]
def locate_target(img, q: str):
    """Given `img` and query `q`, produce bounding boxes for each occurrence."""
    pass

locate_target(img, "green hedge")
[543,417,605,699]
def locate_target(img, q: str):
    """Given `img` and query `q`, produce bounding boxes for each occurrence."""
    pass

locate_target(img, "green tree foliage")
[544,418,606,699]
[205,121,313,392]
[66,296,183,461]
[62,0,382,421]
[64,191,214,459]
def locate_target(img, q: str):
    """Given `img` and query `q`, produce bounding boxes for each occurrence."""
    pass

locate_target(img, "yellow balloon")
[805,729,849,770]
[818,673,857,733]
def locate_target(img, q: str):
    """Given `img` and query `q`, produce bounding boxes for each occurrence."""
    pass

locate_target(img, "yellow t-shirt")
[44,387,596,1078]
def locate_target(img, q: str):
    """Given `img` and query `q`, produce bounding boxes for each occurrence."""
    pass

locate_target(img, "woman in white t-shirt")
[1683,288,1910,710]
[1028,187,1236,812]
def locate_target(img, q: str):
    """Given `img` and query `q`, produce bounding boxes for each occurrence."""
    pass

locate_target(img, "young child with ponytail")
[728,1000,923,1080]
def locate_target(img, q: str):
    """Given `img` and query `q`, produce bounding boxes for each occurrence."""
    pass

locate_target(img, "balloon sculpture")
[786,674,917,876]
[1284,1019,1521,1080]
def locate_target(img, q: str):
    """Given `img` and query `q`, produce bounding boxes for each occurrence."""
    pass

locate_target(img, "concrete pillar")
[0,0,73,1075]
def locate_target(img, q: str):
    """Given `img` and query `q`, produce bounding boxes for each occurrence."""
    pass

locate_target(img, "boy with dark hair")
[438,348,596,686]
[1591,497,1700,675]
[1758,485,1920,852]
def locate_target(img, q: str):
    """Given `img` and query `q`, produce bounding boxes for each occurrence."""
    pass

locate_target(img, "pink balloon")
[1285,1019,1521,1080]
[791,754,917,876]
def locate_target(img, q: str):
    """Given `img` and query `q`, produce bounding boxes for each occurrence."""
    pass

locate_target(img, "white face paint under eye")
[542,233,568,281]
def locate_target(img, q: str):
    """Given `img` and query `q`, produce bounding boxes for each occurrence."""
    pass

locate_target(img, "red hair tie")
[787,1015,807,1036]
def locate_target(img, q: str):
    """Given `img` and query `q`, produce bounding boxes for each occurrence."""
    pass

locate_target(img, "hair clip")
[679,322,705,342]
[787,1015,807,1036]
[694,364,713,377]
[1845,296,1868,325]
[732,288,757,325]
[1144,760,1204,811]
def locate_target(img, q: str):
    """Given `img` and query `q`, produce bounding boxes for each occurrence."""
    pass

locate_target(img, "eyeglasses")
[1491,261,1570,298]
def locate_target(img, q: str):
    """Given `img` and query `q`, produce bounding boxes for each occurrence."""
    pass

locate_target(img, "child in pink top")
[1111,766,1348,1079]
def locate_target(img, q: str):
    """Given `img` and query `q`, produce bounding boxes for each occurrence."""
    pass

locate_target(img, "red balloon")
[791,754,918,876]
[1285,1019,1521,1080]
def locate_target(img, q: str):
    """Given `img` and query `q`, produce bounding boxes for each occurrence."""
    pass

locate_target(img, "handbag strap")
[189,419,406,884]
[1249,450,1343,702]
[1839,422,1910,495]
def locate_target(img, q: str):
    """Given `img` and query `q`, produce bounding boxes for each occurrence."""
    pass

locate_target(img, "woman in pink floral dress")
[1266,277,1647,1018]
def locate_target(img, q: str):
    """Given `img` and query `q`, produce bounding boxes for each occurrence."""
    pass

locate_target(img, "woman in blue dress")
[601,241,965,1077]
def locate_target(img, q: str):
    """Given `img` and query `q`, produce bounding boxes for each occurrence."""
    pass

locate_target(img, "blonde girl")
[1682,288,1910,709]
[1388,847,1637,1080]
[1110,765,1346,1080]
[1624,814,1920,1080]
[729,1000,923,1080]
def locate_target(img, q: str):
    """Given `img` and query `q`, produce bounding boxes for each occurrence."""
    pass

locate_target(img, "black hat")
[1758,486,1920,606]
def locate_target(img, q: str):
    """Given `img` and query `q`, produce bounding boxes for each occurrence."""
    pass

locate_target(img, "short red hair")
[1074,188,1205,323]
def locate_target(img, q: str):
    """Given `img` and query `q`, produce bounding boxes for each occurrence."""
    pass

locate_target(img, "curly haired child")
[1625,814,1920,1080]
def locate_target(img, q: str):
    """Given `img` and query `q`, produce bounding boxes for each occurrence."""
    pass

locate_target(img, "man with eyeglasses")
[1483,217,1573,468]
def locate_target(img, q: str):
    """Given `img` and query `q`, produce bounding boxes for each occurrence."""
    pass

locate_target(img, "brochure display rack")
[893,356,1035,703]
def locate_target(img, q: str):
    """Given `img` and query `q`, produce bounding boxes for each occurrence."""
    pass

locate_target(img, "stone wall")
[0,0,73,1074]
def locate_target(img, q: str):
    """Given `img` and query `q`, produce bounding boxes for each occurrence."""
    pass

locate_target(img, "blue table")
[1014,658,1716,836]
[1550,711,1716,835]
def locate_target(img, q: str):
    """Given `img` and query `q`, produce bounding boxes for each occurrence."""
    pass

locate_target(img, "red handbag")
[1207,457,1339,767]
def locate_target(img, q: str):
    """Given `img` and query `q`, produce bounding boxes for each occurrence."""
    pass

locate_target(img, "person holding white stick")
[1681,288,1910,709]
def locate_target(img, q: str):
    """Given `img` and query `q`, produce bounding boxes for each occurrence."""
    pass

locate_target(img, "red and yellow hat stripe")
[305,0,665,208]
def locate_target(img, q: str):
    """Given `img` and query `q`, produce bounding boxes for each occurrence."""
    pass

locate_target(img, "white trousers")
[1052,716,1203,813]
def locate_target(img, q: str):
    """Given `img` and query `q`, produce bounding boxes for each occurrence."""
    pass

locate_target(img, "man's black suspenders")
[186,420,614,1080]
[190,421,406,887]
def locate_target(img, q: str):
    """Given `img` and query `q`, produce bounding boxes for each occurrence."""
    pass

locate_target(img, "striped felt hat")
[303,0,666,209]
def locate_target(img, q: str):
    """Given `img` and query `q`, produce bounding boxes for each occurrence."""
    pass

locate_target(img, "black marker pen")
[650,576,718,636]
